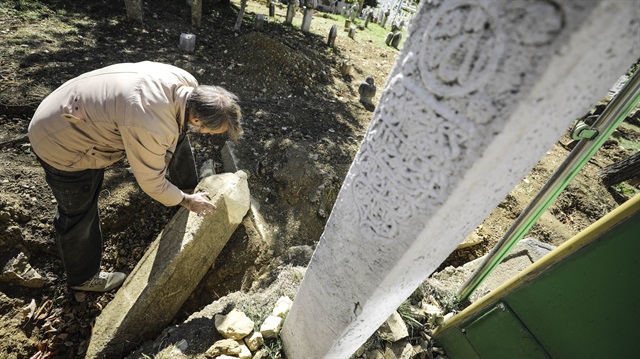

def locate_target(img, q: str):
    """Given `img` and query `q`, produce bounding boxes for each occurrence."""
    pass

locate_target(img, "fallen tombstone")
[85,171,250,358]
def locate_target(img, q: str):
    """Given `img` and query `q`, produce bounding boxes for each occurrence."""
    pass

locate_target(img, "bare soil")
[1,0,638,358]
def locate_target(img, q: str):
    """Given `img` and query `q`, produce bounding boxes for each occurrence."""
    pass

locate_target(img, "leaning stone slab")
[86,171,250,358]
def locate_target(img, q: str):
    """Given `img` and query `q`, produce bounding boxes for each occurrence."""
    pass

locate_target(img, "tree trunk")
[599,150,640,186]
[234,0,247,31]
[124,0,143,22]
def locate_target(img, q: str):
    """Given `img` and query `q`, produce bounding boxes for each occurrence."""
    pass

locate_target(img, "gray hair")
[186,85,243,141]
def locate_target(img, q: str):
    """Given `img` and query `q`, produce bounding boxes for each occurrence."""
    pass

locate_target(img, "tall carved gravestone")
[285,1,296,25]
[281,1,639,358]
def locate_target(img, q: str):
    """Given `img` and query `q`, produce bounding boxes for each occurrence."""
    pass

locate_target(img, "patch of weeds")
[264,338,284,359]
[1,0,49,20]
[397,301,425,333]
[615,136,640,152]
[515,182,535,196]
[613,182,640,198]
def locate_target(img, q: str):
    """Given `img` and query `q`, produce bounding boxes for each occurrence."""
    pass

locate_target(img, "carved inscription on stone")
[419,0,505,97]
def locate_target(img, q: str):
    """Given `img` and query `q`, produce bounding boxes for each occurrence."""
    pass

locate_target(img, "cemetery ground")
[1,0,639,358]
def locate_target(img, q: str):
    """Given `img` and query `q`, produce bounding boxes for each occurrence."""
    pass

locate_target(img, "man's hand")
[180,192,217,217]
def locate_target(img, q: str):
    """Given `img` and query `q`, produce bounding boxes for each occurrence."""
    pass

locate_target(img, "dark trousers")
[38,157,105,286]
[37,133,198,286]
[169,133,198,190]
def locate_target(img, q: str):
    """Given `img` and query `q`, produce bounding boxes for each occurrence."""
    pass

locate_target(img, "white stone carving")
[418,0,505,97]
[506,0,564,46]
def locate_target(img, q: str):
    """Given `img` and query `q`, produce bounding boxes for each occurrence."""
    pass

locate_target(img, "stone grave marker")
[179,33,196,52]
[286,1,296,25]
[385,32,393,46]
[256,14,265,30]
[391,32,402,49]
[328,24,337,48]
[364,12,372,28]
[348,25,356,39]
[269,2,276,19]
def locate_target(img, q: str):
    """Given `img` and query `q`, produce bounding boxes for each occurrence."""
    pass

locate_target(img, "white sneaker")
[70,271,126,292]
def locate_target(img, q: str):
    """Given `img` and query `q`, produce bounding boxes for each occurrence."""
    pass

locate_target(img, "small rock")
[284,245,313,266]
[205,339,241,357]
[259,315,283,338]
[377,311,409,342]
[366,349,385,359]
[272,296,293,317]
[235,340,252,359]
[423,304,442,317]
[391,341,413,359]
[244,331,264,352]
[252,348,270,359]
[215,309,255,340]
[0,252,46,288]
[74,292,86,303]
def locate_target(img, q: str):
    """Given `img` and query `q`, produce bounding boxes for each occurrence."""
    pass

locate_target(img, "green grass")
[235,0,403,52]
[615,121,640,152]
[0,0,49,20]
[341,15,405,49]
[613,182,640,197]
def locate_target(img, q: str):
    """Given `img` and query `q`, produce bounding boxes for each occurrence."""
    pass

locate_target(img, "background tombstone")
[390,32,402,49]
[234,0,248,30]
[179,33,196,52]
[364,11,372,28]
[358,76,376,110]
[339,59,352,77]
[285,1,296,25]
[382,9,390,27]
[281,1,639,358]
[328,24,337,48]
[301,0,318,34]
[124,0,143,22]
[385,31,396,46]
[348,25,356,39]
[256,14,265,30]
[269,2,276,20]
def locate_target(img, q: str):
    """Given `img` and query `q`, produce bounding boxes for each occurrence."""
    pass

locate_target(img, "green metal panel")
[433,329,480,359]
[435,204,640,358]
[505,210,640,358]
[463,303,549,359]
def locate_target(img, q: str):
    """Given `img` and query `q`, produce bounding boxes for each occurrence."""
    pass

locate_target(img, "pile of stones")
[205,296,292,359]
